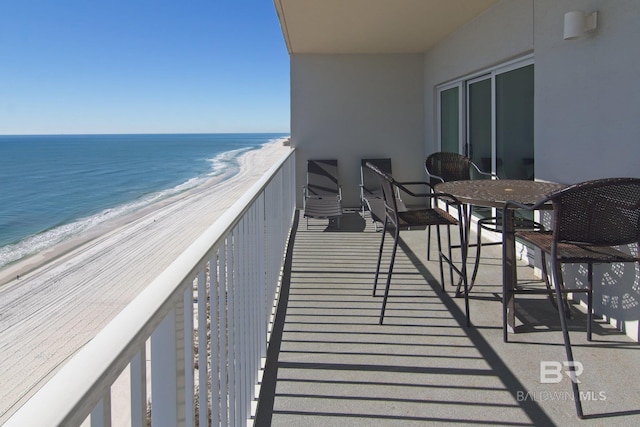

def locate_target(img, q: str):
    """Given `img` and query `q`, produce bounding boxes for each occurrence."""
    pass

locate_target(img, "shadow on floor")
[256,209,639,426]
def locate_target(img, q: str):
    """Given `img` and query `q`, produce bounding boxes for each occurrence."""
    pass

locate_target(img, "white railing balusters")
[257,193,266,369]
[236,221,245,426]
[183,280,195,427]
[217,243,227,427]
[238,219,246,425]
[252,211,258,403]
[254,206,261,398]
[197,267,208,426]
[236,223,245,425]
[130,346,147,427]
[5,149,295,427]
[241,216,250,423]
[209,256,220,427]
[90,391,110,427]
[229,229,238,427]
[151,308,175,425]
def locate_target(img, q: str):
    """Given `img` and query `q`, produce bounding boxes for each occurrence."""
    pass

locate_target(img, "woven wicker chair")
[360,158,405,231]
[504,177,640,419]
[425,152,542,292]
[302,159,342,229]
[366,162,470,326]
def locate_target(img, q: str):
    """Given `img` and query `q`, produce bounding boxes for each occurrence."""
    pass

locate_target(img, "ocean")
[0,133,289,269]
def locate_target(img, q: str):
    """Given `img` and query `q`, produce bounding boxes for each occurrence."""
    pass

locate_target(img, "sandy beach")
[0,140,292,422]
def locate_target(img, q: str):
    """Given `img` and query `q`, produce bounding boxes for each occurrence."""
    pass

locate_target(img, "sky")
[0,0,290,135]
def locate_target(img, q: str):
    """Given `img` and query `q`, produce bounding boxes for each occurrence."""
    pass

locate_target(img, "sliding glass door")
[467,76,493,178]
[438,84,462,154]
[496,64,534,180]
[437,58,534,180]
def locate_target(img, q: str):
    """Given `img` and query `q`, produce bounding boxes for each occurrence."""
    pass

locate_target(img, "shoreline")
[0,139,289,287]
[0,138,291,421]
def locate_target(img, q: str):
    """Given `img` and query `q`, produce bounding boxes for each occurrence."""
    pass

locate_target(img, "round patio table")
[435,179,566,338]
[435,179,564,208]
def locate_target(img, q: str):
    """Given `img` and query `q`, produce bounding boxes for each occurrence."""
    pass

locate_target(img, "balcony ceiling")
[274,0,498,54]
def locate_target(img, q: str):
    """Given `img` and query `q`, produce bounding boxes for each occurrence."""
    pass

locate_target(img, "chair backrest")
[425,152,473,184]
[361,158,392,197]
[306,159,339,196]
[550,178,640,246]
[365,162,401,227]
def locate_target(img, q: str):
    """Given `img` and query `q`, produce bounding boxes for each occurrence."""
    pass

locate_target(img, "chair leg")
[555,261,573,319]
[551,257,584,419]
[456,218,470,327]
[436,225,445,291]
[373,220,389,296]
[426,226,432,260]
[587,263,593,341]
[502,281,509,342]
[468,221,483,292]
[379,227,400,325]
[373,210,380,232]
[446,222,454,286]
[540,252,556,308]
[541,253,572,318]
[454,205,475,297]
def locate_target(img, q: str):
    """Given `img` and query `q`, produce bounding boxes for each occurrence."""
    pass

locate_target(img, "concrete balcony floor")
[256,210,639,426]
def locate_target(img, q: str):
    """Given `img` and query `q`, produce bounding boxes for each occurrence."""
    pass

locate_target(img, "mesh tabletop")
[435,179,565,208]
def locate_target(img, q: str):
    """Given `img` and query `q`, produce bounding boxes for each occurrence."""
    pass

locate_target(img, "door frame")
[436,54,534,175]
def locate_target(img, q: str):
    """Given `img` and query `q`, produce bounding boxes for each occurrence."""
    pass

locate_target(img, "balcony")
[256,212,640,425]
[5,150,640,426]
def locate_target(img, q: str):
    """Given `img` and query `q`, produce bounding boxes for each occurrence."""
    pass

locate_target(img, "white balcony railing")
[5,148,296,427]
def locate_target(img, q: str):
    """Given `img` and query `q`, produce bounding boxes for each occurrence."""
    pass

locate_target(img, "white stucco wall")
[423,0,535,153]
[535,0,640,341]
[534,0,640,183]
[424,0,640,183]
[290,54,425,208]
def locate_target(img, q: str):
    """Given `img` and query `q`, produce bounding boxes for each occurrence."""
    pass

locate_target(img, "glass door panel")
[496,64,534,180]
[467,77,492,179]
[440,86,460,153]
[467,76,493,218]
[436,58,535,223]
[496,64,535,222]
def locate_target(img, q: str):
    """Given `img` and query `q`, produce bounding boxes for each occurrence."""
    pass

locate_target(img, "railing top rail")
[5,147,295,426]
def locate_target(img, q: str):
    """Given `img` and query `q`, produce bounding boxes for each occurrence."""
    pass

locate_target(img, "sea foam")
[0,137,282,270]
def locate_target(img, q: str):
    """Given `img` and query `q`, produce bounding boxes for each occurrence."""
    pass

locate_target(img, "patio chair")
[504,177,640,419]
[425,152,543,292]
[302,159,343,229]
[366,162,470,327]
[360,158,405,231]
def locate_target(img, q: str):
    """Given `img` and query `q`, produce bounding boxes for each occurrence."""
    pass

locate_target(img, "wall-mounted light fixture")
[564,10,598,40]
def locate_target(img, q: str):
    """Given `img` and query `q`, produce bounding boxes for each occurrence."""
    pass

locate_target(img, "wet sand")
[0,140,292,421]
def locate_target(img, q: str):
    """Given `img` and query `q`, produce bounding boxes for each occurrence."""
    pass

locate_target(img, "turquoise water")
[0,133,288,268]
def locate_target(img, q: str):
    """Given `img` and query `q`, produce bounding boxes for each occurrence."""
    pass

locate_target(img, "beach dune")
[0,141,292,422]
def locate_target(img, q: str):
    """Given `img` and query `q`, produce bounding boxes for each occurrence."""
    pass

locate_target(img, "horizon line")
[0,131,291,137]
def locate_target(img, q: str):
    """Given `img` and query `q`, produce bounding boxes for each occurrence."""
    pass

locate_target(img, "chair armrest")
[394,180,466,208]
[423,163,445,184]
[425,172,446,184]
[470,161,499,180]
[503,196,552,213]
[394,181,434,198]
[303,185,342,201]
